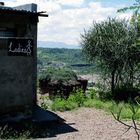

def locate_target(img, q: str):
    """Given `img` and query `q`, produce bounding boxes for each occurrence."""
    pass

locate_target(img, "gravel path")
[40,108,138,140]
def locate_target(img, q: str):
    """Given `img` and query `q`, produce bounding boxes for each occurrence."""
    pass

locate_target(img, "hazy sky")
[3,0,136,45]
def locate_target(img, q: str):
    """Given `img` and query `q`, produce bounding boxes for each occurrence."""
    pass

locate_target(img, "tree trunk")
[129,66,134,88]
[111,69,116,95]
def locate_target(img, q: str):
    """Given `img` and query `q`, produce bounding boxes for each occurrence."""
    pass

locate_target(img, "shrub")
[51,97,67,111]
[51,89,86,111]
[68,89,86,107]
[39,67,77,82]
[98,91,113,101]
[65,100,78,110]
[51,96,78,111]
[40,96,52,110]
[83,99,97,108]
[113,85,140,101]
[86,88,98,99]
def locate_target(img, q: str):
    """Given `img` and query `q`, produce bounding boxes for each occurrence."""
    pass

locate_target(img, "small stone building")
[0,3,48,115]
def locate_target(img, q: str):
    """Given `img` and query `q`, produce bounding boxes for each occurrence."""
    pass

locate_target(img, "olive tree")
[81,18,139,96]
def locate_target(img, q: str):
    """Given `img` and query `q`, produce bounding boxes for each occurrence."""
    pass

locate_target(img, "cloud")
[5,0,61,13]
[4,0,132,46]
[88,2,115,13]
[39,1,61,13]
[39,1,118,45]
[57,0,84,7]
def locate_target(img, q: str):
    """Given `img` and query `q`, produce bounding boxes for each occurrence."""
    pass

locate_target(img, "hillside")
[37,48,95,74]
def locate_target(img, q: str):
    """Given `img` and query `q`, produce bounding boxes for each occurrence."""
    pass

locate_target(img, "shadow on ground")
[46,122,78,138]
[0,106,78,139]
[0,121,78,139]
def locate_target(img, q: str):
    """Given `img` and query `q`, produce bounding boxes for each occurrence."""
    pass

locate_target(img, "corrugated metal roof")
[0,6,48,17]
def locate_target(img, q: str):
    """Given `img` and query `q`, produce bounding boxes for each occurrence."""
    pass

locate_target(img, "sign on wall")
[8,38,33,56]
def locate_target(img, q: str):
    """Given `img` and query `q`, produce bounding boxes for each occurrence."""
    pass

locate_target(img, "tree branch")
[111,112,140,130]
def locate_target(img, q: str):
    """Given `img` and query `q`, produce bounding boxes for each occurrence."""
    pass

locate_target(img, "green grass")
[40,88,140,120]
[51,89,85,111]
[0,121,51,139]
[84,99,104,109]
[84,98,140,120]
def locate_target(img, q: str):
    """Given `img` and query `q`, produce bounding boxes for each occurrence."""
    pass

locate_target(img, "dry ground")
[38,107,138,140]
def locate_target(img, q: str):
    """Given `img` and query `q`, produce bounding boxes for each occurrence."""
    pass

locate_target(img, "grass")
[0,120,52,139]
[84,99,140,120]
[40,88,140,120]
[51,89,85,111]
[0,122,40,140]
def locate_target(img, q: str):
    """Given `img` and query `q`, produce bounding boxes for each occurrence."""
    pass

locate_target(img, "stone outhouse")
[0,3,48,115]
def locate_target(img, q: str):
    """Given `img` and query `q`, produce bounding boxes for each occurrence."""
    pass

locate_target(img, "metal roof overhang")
[0,7,48,17]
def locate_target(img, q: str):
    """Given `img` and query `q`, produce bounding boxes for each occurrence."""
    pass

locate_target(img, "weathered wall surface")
[0,13,37,114]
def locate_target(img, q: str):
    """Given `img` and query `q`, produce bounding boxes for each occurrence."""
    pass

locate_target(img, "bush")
[51,97,67,111]
[51,89,86,111]
[98,91,113,100]
[51,96,78,111]
[68,89,86,107]
[65,100,78,110]
[39,67,77,82]
[39,88,140,120]
[40,96,52,110]
[113,86,140,101]
[86,88,98,99]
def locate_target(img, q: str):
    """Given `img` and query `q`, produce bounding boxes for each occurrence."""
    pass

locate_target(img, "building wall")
[0,13,37,114]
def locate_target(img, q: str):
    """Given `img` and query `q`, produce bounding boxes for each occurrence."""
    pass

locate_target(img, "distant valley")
[37,47,95,75]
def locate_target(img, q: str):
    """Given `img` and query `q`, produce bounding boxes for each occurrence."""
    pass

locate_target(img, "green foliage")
[40,96,52,110]
[117,0,140,26]
[112,99,140,139]
[84,99,104,109]
[47,89,85,111]
[40,88,140,120]
[39,67,77,82]
[86,88,97,99]
[68,89,85,107]
[117,5,140,13]
[37,48,95,75]
[113,86,140,101]
[51,89,85,111]
[51,96,78,112]
[98,91,113,101]
[51,97,67,111]
[84,89,140,120]
[81,17,140,98]
[46,88,86,109]
[81,18,137,65]
[65,100,78,111]
[38,48,86,65]
[83,97,140,120]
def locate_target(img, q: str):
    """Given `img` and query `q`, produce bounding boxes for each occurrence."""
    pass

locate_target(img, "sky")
[3,0,136,46]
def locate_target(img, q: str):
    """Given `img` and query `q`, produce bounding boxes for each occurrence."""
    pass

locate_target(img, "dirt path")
[40,108,138,140]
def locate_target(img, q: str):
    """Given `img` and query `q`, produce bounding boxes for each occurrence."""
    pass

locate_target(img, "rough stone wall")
[0,13,37,114]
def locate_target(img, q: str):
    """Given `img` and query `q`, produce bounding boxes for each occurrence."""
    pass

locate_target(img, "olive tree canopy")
[81,18,139,96]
